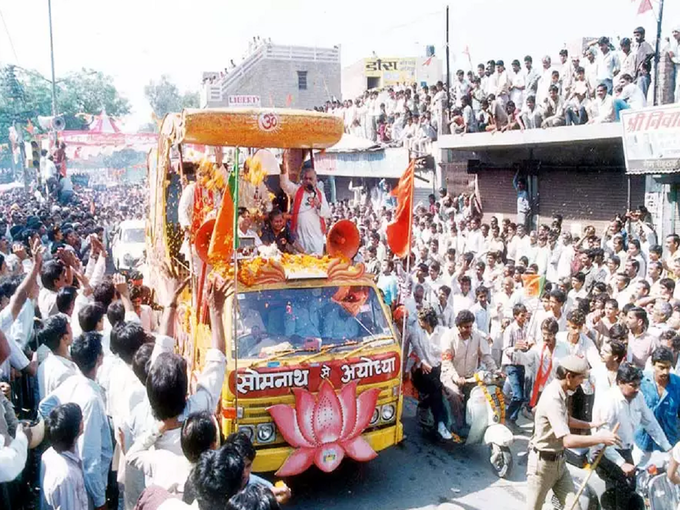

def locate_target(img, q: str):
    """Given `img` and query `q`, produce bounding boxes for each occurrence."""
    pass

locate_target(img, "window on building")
[297,71,308,90]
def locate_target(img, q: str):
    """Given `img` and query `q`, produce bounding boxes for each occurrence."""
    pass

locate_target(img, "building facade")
[201,43,341,110]
[342,56,443,99]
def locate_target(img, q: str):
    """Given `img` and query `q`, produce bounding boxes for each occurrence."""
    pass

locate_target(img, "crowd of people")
[333,183,680,509]
[0,181,291,510]
[318,25,680,142]
[234,153,680,508]
[5,138,680,510]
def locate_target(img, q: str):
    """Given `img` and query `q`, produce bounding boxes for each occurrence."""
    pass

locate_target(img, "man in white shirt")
[618,73,646,109]
[279,160,330,256]
[39,332,113,510]
[669,27,680,103]
[0,421,29,483]
[39,260,71,318]
[536,55,554,105]
[42,402,89,510]
[593,362,671,509]
[440,309,497,432]
[124,279,229,503]
[37,314,76,401]
[236,207,262,249]
[409,307,451,439]
[509,60,526,108]
[587,84,615,124]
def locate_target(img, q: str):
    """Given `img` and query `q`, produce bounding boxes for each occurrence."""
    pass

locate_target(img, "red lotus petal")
[349,388,381,439]
[338,381,359,440]
[275,447,315,477]
[342,435,378,462]
[313,442,345,473]
[294,388,318,445]
[268,404,313,448]
[313,380,343,444]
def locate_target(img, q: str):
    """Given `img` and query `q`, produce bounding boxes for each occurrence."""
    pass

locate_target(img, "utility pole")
[652,0,665,106]
[445,5,450,110]
[48,0,58,118]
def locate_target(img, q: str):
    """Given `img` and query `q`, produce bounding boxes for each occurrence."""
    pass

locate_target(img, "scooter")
[464,371,515,478]
[418,370,515,478]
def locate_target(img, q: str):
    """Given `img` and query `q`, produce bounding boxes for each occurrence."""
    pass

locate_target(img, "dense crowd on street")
[318,25,680,143]
[0,179,291,510]
[237,153,680,509]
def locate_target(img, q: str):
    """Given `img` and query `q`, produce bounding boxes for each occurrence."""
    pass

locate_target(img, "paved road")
[285,398,604,510]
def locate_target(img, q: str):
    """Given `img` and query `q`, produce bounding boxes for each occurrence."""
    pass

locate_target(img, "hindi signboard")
[621,104,680,175]
[227,95,261,108]
[364,58,416,85]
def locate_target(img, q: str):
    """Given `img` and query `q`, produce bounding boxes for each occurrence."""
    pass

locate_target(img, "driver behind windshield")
[321,301,360,341]
[283,296,322,340]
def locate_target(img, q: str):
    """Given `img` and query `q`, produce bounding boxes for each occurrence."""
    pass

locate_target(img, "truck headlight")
[381,404,396,422]
[256,423,276,444]
[370,407,380,425]
[238,425,254,440]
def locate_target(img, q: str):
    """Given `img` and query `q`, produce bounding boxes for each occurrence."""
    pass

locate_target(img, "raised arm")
[10,241,44,321]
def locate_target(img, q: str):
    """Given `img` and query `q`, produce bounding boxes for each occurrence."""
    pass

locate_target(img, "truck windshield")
[234,285,392,360]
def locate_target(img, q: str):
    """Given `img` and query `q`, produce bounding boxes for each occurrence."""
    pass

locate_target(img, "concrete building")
[201,43,341,110]
[342,56,443,99]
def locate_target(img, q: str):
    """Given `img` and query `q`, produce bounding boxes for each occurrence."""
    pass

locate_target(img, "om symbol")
[258,112,279,132]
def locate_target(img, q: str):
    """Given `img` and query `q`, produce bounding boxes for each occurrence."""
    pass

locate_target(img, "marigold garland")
[474,372,506,424]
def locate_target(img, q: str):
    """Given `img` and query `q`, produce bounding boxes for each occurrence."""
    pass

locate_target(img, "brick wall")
[657,49,675,105]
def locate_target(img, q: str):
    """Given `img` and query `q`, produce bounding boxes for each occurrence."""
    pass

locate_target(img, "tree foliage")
[0,66,131,152]
[144,75,200,119]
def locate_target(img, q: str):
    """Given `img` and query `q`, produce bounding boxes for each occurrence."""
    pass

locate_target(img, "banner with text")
[621,104,680,175]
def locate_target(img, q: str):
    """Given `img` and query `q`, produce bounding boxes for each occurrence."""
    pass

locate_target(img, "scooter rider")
[440,310,498,433]
[527,356,620,510]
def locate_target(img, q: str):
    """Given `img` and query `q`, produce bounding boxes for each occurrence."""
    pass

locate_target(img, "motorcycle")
[556,448,680,510]
[633,450,680,510]
[418,370,515,478]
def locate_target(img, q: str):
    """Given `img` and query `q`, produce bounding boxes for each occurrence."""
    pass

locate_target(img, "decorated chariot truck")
[147,108,405,478]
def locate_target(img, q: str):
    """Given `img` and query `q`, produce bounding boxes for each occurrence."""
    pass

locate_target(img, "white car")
[112,219,146,271]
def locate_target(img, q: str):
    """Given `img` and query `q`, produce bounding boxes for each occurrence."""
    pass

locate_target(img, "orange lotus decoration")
[268,380,381,476]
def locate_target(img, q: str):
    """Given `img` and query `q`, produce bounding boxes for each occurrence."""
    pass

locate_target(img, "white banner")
[621,104,680,175]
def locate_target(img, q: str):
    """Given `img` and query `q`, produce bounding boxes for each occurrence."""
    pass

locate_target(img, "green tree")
[0,66,131,149]
[144,75,200,119]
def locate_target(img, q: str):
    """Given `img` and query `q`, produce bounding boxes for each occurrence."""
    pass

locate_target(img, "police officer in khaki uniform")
[527,356,621,510]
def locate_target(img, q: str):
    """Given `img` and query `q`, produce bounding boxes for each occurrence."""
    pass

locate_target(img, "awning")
[438,122,622,151]
[314,147,410,178]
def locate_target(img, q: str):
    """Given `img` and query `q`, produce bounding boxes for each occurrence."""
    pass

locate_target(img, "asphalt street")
[285,398,605,510]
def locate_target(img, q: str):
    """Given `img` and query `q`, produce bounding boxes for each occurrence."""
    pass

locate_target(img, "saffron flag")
[208,163,239,262]
[422,56,433,67]
[522,274,546,298]
[637,0,652,14]
[386,160,416,258]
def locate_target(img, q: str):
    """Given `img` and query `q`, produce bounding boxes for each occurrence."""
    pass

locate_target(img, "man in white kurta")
[279,167,331,256]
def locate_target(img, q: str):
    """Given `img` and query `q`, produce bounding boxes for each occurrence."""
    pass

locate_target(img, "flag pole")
[397,159,415,444]
[232,148,240,424]
[652,0,665,106]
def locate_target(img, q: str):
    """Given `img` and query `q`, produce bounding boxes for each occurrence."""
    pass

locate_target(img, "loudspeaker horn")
[327,219,360,260]
[52,116,66,132]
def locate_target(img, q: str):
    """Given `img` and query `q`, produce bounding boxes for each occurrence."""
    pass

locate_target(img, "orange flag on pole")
[386,160,416,258]
[637,0,652,14]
